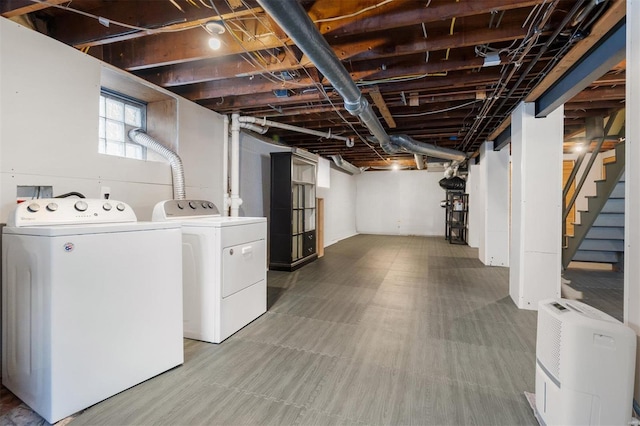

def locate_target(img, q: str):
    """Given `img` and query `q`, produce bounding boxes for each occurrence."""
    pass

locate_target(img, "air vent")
[537,310,562,382]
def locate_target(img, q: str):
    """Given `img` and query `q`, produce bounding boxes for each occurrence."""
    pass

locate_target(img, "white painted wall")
[0,18,225,221]
[467,163,481,248]
[238,132,290,218]
[479,141,510,266]
[317,168,357,246]
[355,170,446,236]
[625,0,640,402]
[510,102,563,310]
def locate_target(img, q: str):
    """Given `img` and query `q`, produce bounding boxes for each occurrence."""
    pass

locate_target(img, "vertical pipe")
[223,115,230,216]
[230,113,243,217]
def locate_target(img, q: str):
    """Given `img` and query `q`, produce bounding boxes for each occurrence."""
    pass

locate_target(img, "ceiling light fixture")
[205,21,225,51]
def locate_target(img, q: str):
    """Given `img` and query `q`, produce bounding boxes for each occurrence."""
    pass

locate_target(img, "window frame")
[99,88,148,160]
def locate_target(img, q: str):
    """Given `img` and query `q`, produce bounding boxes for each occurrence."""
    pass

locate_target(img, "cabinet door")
[303,231,316,257]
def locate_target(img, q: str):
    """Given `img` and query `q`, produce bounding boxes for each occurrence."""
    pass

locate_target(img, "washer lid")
[2,221,180,237]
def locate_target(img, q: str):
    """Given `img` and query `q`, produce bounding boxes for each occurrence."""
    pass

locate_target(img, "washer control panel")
[152,200,220,221]
[7,198,137,227]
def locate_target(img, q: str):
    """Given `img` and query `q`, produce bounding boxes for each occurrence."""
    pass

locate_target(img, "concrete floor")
[3,235,542,425]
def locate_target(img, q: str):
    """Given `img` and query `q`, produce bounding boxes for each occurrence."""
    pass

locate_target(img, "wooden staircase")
[562,142,625,269]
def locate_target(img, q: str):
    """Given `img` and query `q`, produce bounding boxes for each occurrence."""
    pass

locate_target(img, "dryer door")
[221,239,266,298]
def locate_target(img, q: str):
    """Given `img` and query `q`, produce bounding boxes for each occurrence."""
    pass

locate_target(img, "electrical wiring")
[28,0,196,33]
[221,0,388,162]
[392,100,482,118]
[313,0,394,23]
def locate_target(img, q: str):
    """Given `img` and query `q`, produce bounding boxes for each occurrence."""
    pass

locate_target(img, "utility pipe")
[257,0,467,172]
[257,0,391,152]
[222,115,230,216]
[230,113,243,217]
[239,122,269,134]
[128,129,186,200]
[238,116,352,144]
[330,155,363,175]
[414,154,425,170]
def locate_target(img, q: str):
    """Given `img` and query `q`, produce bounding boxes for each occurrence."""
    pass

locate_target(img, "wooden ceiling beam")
[569,86,626,102]
[176,60,501,101]
[201,90,332,110]
[99,0,542,71]
[136,47,306,87]
[322,0,545,38]
[1,0,68,18]
[40,1,261,48]
[134,22,521,87]
[335,24,529,63]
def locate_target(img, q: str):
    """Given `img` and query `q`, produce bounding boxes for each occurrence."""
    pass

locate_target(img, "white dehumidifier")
[535,299,636,425]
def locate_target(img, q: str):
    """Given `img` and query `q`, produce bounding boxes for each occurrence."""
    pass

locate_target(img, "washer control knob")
[208,202,215,209]
[103,203,112,211]
[46,203,58,212]
[27,203,41,213]
[74,201,88,212]
[177,202,185,210]
[202,202,208,208]
[189,201,197,209]
[116,203,126,212]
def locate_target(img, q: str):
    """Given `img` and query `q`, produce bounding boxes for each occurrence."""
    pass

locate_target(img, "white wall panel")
[356,170,446,236]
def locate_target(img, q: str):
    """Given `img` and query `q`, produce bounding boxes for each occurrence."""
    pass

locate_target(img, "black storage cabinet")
[269,151,318,271]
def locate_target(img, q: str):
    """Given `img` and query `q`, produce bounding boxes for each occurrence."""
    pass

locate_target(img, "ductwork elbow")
[389,134,467,163]
[128,129,186,200]
[330,155,363,175]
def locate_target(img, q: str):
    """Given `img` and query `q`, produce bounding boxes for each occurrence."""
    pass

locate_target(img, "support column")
[466,162,481,249]
[509,102,563,310]
[479,141,510,266]
[625,0,640,402]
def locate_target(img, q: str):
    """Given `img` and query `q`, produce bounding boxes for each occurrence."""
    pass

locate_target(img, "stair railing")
[562,109,623,224]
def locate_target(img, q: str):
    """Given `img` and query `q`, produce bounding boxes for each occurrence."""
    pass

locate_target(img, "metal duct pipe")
[238,116,352,144]
[414,154,426,170]
[330,155,363,175]
[257,0,466,165]
[128,129,186,200]
[257,0,391,151]
[390,134,466,162]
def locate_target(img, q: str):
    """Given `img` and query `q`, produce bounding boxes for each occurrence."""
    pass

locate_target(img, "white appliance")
[153,200,266,343]
[2,198,183,424]
[535,298,636,425]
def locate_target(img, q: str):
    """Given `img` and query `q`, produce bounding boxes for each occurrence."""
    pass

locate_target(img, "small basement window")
[99,90,147,159]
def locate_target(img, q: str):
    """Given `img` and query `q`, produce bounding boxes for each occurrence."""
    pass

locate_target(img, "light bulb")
[208,37,221,50]
[392,164,399,171]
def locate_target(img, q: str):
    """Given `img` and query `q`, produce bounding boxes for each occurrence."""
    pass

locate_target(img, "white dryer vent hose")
[128,129,186,200]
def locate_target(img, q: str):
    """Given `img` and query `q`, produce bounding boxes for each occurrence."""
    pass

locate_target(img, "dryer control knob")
[116,203,126,211]
[202,202,208,208]
[74,201,88,212]
[208,202,215,209]
[177,202,185,209]
[103,203,112,211]
[27,203,41,213]
[46,203,58,212]
[189,201,197,209]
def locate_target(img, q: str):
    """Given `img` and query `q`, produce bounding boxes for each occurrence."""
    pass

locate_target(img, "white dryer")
[2,198,183,424]
[153,200,266,343]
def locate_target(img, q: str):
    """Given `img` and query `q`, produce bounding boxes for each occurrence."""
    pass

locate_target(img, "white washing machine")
[153,200,266,343]
[2,198,183,424]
